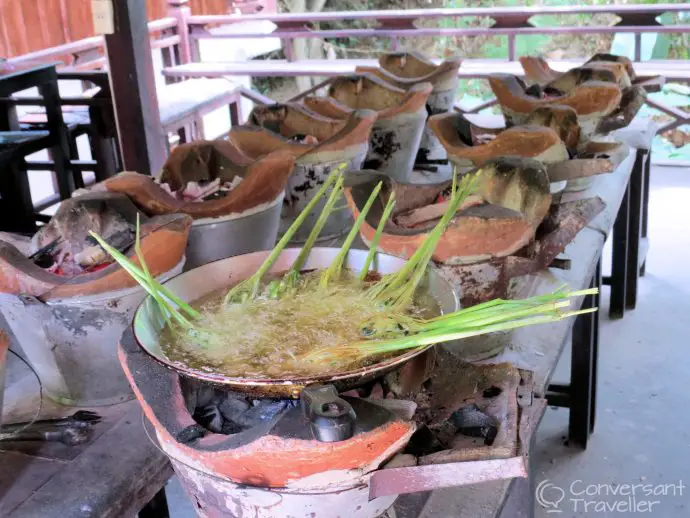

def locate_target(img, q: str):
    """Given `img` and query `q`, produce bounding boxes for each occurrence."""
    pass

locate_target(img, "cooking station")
[0,123,643,517]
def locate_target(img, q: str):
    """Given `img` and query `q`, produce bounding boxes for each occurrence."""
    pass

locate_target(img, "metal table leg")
[608,179,630,319]
[545,258,601,450]
[138,487,170,518]
[568,259,601,449]
[625,149,644,310]
[640,151,651,277]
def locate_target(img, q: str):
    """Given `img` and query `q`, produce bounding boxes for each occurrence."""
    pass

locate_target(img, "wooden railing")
[185,3,690,62]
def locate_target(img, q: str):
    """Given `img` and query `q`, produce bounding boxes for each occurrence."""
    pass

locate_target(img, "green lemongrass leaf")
[320,180,383,288]
[359,192,396,282]
[287,174,346,285]
[224,165,344,304]
[375,173,478,309]
[321,311,580,362]
[89,230,195,328]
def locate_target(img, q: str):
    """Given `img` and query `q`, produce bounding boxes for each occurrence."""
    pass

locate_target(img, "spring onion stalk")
[358,192,396,282]
[319,180,383,288]
[224,165,344,304]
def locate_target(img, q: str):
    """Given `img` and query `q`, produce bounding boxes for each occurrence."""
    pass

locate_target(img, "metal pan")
[133,247,459,398]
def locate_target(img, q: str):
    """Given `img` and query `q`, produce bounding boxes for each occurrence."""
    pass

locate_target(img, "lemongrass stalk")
[374,174,474,300]
[89,229,199,319]
[320,310,587,361]
[287,174,345,281]
[224,166,343,304]
[320,181,383,288]
[89,231,196,328]
[358,192,396,282]
[378,173,477,308]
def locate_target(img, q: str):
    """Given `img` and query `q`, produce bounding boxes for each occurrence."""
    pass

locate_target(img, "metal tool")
[0,410,101,433]
[0,426,92,446]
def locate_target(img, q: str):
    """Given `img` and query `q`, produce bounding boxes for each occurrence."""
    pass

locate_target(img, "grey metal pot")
[185,192,284,271]
[0,259,184,406]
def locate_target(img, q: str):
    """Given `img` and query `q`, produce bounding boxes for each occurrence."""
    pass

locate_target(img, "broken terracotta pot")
[356,52,462,161]
[100,141,295,269]
[229,108,377,242]
[488,72,632,142]
[344,156,552,265]
[304,74,433,182]
[0,192,191,406]
[520,53,664,94]
[428,106,629,193]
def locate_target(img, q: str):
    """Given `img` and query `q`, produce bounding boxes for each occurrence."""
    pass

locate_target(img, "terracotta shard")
[489,73,623,135]
[514,53,665,138]
[430,107,629,186]
[356,52,462,161]
[248,102,352,143]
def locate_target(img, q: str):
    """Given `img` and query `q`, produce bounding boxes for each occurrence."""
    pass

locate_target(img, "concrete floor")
[165,164,690,517]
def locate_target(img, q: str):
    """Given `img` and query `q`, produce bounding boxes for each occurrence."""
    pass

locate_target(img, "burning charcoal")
[194,404,224,433]
[218,397,251,422]
[196,386,216,408]
[404,425,444,457]
[449,404,498,446]
[221,421,244,435]
[234,400,293,428]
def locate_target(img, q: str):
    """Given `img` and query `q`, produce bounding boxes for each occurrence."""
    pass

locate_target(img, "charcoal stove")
[120,320,542,518]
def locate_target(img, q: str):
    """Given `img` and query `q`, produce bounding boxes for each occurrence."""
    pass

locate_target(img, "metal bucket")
[170,458,396,518]
[0,259,184,406]
[185,192,284,271]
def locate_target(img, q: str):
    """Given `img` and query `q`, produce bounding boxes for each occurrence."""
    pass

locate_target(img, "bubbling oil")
[160,270,439,379]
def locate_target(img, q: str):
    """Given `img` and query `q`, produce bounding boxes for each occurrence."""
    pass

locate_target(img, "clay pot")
[103,142,294,220]
[344,156,552,265]
[428,111,568,183]
[231,108,377,242]
[356,52,462,161]
[428,106,629,193]
[0,192,192,405]
[101,142,296,269]
[520,53,664,93]
[304,74,433,182]
[488,73,625,141]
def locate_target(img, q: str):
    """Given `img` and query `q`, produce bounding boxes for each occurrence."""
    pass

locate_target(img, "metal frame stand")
[546,258,601,449]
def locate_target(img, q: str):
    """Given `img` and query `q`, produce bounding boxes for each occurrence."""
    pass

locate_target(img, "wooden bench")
[162,57,690,82]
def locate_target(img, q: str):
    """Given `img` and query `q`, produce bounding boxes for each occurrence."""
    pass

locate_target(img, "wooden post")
[105,0,167,175]
[167,0,193,64]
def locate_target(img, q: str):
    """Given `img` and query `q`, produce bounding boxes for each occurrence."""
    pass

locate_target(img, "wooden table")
[0,146,636,517]
[394,146,638,518]
[0,62,74,204]
[0,339,171,517]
